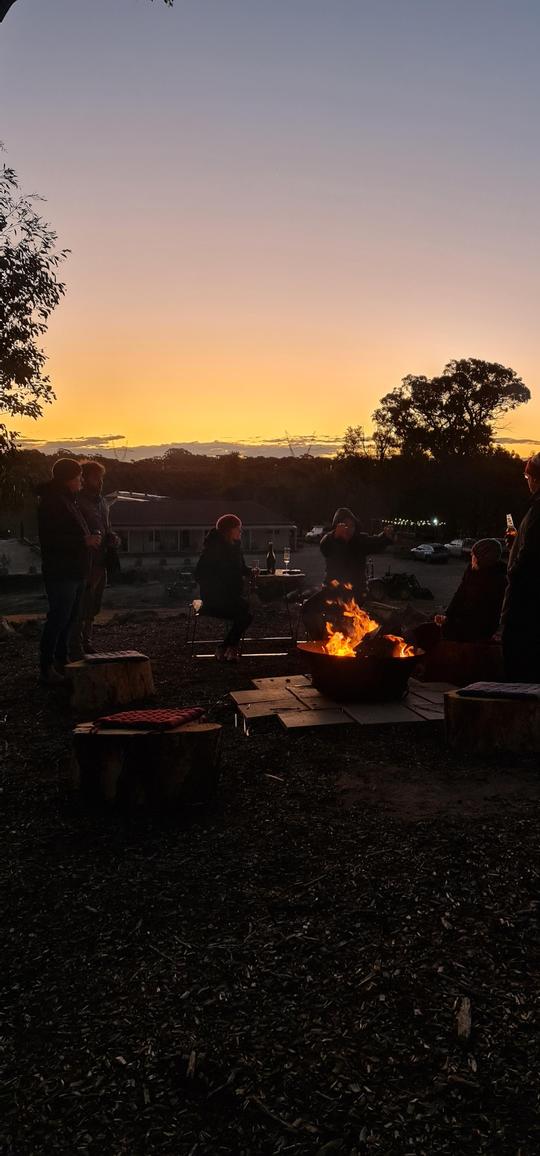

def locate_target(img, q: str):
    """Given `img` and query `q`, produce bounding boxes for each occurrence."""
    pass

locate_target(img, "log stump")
[66,651,155,714]
[445,688,540,754]
[73,720,223,809]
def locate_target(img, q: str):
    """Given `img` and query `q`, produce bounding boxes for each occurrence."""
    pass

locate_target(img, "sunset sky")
[2,0,540,455]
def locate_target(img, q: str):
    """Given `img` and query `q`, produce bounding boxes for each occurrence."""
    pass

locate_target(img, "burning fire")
[325,594,379,656]
[324,588,415,659]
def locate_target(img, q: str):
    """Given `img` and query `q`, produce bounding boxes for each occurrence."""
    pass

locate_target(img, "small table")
[253,568,306,602]
[253,569,306,642]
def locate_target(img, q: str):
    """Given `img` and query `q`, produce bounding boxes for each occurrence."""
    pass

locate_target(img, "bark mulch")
[1,612,539,1155]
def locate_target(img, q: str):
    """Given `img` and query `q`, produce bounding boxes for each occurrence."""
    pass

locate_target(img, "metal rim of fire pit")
[297,641,423,702]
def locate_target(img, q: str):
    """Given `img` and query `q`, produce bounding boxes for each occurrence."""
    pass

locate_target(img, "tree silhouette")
[372,358,531,460]
[1,156,67,454]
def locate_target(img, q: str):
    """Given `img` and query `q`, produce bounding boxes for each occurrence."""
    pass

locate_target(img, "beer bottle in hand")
[266,542,276,574]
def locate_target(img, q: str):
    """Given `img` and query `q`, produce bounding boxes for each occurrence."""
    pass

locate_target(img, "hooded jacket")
[443,561,507,642]
[501,490,540,634]
[37,481,90,580]
[194,529,251,607]
[320,507,391,600]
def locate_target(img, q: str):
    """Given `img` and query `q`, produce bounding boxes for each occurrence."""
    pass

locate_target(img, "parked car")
[461,537,476,557]
[410,543,450,563]
[368,572,434,602]
[304,525,327,543]
[445,538,466,557]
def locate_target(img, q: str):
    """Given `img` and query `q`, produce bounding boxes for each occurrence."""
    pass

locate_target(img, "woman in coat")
[194,514,253,660]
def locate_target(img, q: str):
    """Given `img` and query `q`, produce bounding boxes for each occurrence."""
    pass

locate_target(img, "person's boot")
[40,665,65,686]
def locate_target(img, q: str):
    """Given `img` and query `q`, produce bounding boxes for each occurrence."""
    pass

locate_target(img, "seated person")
[413,538,507,652]
[194,514,253,660]
[302,506,394,639]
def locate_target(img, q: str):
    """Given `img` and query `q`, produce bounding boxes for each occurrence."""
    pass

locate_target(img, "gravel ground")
[1,612,539,1156]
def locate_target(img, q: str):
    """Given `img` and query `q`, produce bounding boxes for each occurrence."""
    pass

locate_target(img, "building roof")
[109,495,295,528]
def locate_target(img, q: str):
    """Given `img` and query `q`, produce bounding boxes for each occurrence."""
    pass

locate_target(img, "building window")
[181,530,190,548]
[155,529,179,553]
[129,530,154,554]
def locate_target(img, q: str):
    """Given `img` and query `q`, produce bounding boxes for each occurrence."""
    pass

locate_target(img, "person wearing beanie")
[73,460,120,655]
[36,459,102,684]
[302,507,394,639]
[414,537,507,652]
[194,514,253,660]
[501,453,540,679]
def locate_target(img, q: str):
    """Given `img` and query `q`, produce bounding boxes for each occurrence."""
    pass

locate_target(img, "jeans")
[40,577,86,672]
[201,598,252,647]
[73,567,107,652]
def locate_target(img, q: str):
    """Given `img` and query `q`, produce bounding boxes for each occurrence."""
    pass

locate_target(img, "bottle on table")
[266,542,276,574]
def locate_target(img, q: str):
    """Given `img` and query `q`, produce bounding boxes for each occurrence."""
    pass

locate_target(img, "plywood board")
[344,702,425,725]
[238,699,305,719]
[230,688,300,705]
[278,709,352,729]
[291,688,339,710]
[252,675,311,689]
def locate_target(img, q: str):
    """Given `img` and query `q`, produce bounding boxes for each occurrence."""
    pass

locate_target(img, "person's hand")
[382,523,395,538]
[505,527,517,541]
[434,613,447,626]
[108,532,121,547]
[85,532,102,549]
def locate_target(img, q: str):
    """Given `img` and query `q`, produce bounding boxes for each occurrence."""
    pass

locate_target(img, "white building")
[109,494,296,562]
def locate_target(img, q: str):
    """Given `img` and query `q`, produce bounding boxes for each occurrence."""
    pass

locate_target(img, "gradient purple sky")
[2,0,539,453]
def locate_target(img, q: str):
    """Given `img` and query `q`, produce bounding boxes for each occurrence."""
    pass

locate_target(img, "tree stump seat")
[66,651,155,714]
[418,638,503,687]
[445,683,540,753]
[73,708,222,809]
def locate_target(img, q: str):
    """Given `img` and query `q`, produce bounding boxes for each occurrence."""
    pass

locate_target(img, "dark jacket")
[444,561,507,642]
[320,523,391,600]
[37,481,90,580]
[501,492,540,634]
[77,488,110,569]
[195,529,251,607]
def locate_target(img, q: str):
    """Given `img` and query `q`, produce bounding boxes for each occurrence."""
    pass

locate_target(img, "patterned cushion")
[97,707,205,729]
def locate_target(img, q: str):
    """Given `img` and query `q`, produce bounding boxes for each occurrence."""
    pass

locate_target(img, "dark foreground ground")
[1,611,539,1155]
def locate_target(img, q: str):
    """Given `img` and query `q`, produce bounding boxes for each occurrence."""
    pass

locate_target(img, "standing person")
[37,458,101,685]
[501,453,540,680]
[194,514,253,660]
[75,460,119,655]
[302,507,394,639]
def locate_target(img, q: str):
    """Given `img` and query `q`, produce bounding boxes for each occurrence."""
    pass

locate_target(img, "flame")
[323,588,415,659]
[384,634,416,659]
[324,594,379,657]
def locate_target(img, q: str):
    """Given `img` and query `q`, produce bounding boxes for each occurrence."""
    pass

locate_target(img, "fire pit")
[297,641,420,701]
[298,587,422,701]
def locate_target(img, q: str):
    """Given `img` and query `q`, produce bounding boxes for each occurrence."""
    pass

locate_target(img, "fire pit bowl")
[297,641,422,702]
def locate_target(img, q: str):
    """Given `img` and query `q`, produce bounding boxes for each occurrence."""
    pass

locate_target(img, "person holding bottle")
[501,453,540,680]
[194,514,253,660]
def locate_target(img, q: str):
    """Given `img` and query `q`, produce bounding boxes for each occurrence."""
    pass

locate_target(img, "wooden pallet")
[231,676,454,731]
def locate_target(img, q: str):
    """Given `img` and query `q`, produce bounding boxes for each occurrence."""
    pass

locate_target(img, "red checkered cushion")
[97,707,205,730]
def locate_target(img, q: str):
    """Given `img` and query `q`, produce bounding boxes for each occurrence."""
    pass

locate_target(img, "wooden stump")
[73,721,223,809]
[445,689,540,754]
[66,652,155,714]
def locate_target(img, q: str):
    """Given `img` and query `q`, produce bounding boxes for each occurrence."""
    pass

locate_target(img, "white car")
[304,525,327,543]
[445,538,466,557]
[411,543,450,563]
